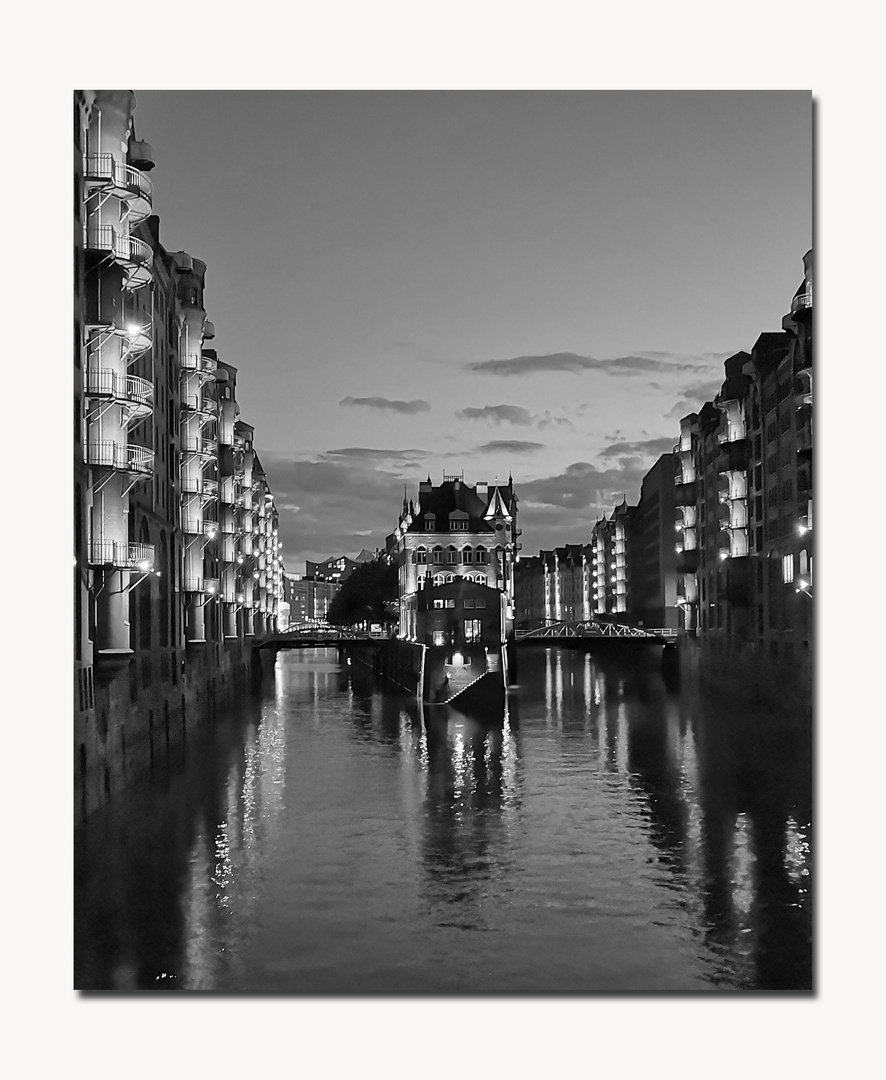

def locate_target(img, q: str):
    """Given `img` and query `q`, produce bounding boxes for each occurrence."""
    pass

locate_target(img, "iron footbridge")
[515,619,678,644]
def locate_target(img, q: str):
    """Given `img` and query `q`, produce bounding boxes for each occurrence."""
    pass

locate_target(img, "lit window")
[799,549,808,575]
[782,553,794,584]
[433,599,445,609]
[465,619,482,643]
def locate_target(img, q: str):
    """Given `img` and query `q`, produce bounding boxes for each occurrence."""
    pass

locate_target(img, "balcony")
[796,426,813,454]
[674,480,697,507]
[675,548,699,575]
[183,577,205,592]
[86,440,153,475]
[182,434,217,458]
[182,517,218,537]
[84,224,153,289]
[181,393,218,419]
[83,154,153,221]
[180,476,218,498]
[717,438,748,473]
[790,287,812,316]
[88,539,155,570]
[85,369,153,417]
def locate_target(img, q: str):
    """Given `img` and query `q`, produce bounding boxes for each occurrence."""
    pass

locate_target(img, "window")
[475,547,487,564]
[432,546,443,564]
[416,547,427,564]
[782,553,794,584]
[445,598,455,608]
[424,515,436,530]
[464,598,475,609]
[446,546,457,563]
[463,547,473,564]
[433,599,445,609]
[799,549,808,575]
[474,598,487,609]
[464,619,482,643]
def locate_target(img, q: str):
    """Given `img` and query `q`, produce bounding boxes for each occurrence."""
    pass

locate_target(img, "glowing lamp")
[137,559,151,572]
[719,553,728,561]
[208,529,217,539]
[207,584,215,594]
[237,594,245,603]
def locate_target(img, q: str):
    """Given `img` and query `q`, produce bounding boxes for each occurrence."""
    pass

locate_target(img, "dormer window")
[449,511,469,531]
[424,514,436,531]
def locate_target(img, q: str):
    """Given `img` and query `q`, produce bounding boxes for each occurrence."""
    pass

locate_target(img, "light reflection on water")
[75,646,812,993]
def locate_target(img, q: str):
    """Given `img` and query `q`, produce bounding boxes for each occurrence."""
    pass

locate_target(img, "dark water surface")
[74,647,813,992]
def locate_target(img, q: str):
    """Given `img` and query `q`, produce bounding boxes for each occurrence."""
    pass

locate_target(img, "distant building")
[305,550,374,583]
[283,572,339,625]
[631,453,679,628]
[515,546,592,625]
[391,473,520,642]
[591,499,635,616]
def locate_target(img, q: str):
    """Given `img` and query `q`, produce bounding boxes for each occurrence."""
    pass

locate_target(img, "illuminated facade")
[591,500,634,616]
[75,90,282,818]
[675,249,813,662]
[392,474,520,643]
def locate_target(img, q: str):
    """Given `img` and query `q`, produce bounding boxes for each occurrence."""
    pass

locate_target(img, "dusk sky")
[133,90,811,569]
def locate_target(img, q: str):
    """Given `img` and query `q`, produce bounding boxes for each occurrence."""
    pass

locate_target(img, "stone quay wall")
[75,641,275,824]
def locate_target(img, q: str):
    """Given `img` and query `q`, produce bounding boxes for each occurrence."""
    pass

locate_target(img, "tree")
[326,558,398,628]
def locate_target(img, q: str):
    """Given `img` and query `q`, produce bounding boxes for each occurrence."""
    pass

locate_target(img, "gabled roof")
[407,480,495,533]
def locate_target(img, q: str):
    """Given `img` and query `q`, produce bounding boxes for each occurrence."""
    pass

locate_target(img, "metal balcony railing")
[180,476,218,497]
[88,539,155,570]
[791,287,812,314]
[86,440,153,474]
[181,393,218,417]
[182,435,216,457]
[183,577,205,592]
[182,517,218,536]
[84,225,153,278]
[85,369,153,410]
[84,154,153,207]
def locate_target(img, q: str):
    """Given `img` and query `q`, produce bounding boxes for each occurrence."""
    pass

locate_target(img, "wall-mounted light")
[136,559,152,572]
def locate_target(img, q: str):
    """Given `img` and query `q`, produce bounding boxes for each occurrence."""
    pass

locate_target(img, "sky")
[132,90,811,570]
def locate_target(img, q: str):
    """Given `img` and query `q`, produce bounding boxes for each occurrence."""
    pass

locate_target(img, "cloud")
[455,404,573,430]
[322,447,431,462]
[597,437,675,461]
[281,504,301,512]
[339,396,430,414]
[475,440,544,454]
[518,461,649,514]
[467,350,729,378]
[456,404,534,425]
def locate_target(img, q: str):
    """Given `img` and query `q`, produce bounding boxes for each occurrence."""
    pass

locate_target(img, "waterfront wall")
[346,640,424,695]
[677,633,812,720]
[75,642,274,823]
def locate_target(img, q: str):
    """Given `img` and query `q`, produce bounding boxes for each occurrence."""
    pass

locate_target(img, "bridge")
[260,625,389,648]
[515,619,678,644]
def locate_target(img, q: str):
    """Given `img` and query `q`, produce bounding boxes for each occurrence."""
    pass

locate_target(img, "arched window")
[416,546,427,564]
[424,514,436,531]
[432,545,444,564]
[462,545,473,564]
[444,573,455,583]
[446,545,458,564]
[799,549,808,575]
[475,546,487,564]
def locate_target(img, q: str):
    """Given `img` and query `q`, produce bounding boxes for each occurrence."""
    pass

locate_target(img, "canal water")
[74,646,813,993]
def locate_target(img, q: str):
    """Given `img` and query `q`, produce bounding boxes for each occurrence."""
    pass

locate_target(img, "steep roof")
[407,480,494,533]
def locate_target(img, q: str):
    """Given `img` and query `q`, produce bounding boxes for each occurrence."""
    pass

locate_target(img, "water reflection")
[75,646,812,992]
[418,702,522,930]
